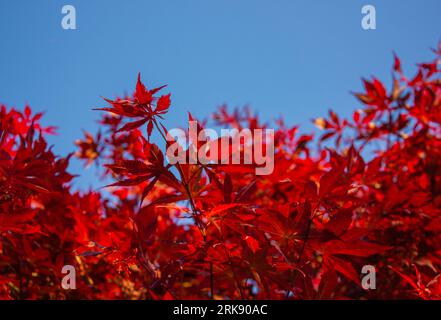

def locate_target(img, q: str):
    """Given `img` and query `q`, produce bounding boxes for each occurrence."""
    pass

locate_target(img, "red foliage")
[1,45,441,299]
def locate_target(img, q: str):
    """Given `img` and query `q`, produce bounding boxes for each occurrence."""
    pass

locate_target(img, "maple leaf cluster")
[1,44,440,300]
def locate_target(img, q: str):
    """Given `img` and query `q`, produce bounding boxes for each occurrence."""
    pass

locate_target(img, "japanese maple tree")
[0,44,440,300]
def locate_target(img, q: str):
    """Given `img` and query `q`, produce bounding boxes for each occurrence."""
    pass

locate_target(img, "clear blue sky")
[1,0,440,188]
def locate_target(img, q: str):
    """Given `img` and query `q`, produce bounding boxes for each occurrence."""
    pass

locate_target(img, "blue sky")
[0,0,440,188]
